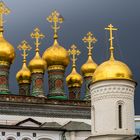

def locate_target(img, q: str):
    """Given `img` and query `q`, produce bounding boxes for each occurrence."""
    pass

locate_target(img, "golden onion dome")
[81,56,97,77]
[66,68,83,88]
[0,33,15,65]
[16,63,31,84]
[42,39,70,68]
[92,59,133,83]
[28,52,47,74]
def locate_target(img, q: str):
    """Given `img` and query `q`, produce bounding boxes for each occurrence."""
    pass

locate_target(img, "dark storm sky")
[3,0,140,114]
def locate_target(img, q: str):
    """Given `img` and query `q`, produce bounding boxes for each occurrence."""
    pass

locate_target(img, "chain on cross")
[105,24,118,60]
[47,10,64,39]
[68,44,80,68]
[30,28,45,52]
[17,40,32,63]
[82,32,97,56]
[0,1,10,31]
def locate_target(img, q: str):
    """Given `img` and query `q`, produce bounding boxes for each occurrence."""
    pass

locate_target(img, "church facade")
[0,1,139,140]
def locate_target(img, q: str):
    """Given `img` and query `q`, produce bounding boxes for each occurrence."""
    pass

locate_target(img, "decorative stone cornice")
[91,84,134,102]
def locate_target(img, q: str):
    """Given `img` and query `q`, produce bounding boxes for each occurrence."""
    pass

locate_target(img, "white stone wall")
[0,129,91,140]
[0,129,61,140]
[90,80,136,136]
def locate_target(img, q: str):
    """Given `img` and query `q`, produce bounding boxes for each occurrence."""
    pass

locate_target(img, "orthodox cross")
[30,28,45,52]
[17,40,32,63]
[0,1,10,31]
[68,44,81,68]
[47,10,64,39]
[105,24,118,60]
[82,32,97,56]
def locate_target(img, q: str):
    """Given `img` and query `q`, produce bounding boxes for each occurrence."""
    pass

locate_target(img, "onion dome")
[66,44,83,87]
[29,52,46,73]
[28,28,47,73]
[42,10,69,69]
[66,67,83,88]
[16,63,31,84]
[0,34,15,65]
[81,32,97,77]
[0,2,15,65]
[81,55,97,77]
[42,39,69,68]
[92,24,133,83]
[93,59,132,82]
[16,40,32,84]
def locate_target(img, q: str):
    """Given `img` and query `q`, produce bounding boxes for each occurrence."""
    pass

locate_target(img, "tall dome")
[81,55,97,77]
[0,33,15,65]
[66,44,83,100]
[29,52,46,73]
[16,40,32,96]
[0,2,15,66]
[92,24,133,83]
[66,67,83,88]
[16,63,31,84]
[42,10,70,99]
[42,39,69,69]
[28,28,47,97]
[29,28,47,74]
[16,41,32,84]
[0,1,16,94]
[81,32,97,77]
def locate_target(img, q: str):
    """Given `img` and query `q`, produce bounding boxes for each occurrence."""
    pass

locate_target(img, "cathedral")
[0,1,139,140]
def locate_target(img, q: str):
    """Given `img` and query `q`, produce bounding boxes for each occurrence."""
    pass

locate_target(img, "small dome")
[29,52,47,74]
[42,39,69,68]
[66,68,83,88]
[0,34,15,65]
[81,56,97,77]
[92,59,133,83]
[16,63,31,84]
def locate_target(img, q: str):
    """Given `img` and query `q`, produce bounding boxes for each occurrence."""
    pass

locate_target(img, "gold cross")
[82,32,97,56]
[17,40,32,63]
[0,2,10,31]
[105,24,118,60]
[47,10,64,39]
[30,28,45,52]
[68,44,80,68]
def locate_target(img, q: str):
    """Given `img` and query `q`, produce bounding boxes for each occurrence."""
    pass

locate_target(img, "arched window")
[117,101,124,129]
[118,104,122,128]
